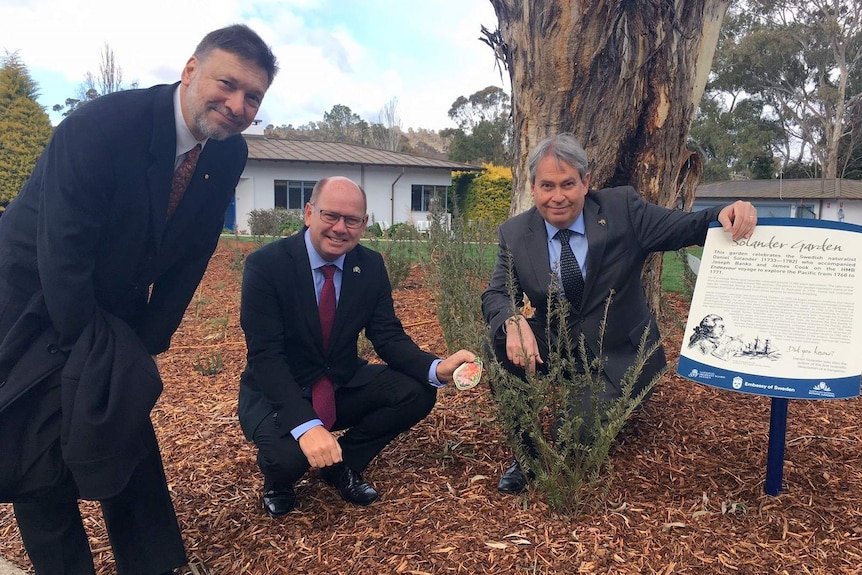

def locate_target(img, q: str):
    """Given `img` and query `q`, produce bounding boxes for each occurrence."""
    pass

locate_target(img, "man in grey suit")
[0,25,277,574]
[481,133,757,494]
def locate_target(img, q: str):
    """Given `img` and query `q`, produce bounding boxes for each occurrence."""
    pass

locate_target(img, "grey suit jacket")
[481,186,723,389]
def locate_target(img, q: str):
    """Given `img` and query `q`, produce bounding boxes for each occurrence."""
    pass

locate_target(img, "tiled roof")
[243,136,483,171]
[696,179,862,200]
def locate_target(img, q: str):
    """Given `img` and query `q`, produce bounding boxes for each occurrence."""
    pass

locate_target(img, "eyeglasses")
[311,204,366,229]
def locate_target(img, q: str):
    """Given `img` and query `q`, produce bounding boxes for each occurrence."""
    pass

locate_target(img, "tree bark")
[485,0,730,313]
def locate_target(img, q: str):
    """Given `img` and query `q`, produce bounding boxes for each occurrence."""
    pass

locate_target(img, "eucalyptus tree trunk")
[485,0,731,312]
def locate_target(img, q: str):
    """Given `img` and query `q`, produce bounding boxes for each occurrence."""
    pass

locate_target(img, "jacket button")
[47,344,60,354]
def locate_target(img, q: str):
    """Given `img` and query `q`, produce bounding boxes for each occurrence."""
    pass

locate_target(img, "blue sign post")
[764,398,789,495]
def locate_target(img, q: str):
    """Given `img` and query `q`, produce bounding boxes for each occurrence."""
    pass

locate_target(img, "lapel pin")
[204,174,210,180]
[353,266,361,273]
[598,218,606,226]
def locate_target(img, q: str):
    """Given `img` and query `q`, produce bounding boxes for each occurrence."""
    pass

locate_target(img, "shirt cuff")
[427,359,446,388]
[291,419,323,440]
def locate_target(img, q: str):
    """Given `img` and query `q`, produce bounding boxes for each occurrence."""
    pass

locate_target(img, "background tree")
[0,51,53,209]
[53,43,138,117]
[484,0,732,311]
[319,103,369,144]
[367,97,403,151]
[689,95,785,181]
[443,85,512,164]
[714,0,862,179]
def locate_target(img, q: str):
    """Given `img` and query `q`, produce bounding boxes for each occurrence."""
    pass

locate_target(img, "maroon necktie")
[166,143,201,219]
[312,264,337,429]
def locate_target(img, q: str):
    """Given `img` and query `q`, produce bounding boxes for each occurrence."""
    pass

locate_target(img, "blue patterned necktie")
[555,228,585,310]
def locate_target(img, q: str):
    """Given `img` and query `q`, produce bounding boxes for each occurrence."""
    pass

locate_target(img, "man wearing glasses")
[238,176,475,517]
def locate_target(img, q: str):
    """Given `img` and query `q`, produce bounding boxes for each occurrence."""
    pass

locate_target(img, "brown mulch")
[2,238,862,574]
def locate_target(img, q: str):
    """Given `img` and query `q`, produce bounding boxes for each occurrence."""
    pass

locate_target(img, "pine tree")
[0,51,53,208]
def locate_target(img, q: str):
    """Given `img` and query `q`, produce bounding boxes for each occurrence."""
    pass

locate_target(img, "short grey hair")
[527,133,589,184]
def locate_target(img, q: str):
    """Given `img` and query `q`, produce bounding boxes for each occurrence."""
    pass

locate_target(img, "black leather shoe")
[497,459,530,494]
[262,486,296,517]
[320,463,379,506]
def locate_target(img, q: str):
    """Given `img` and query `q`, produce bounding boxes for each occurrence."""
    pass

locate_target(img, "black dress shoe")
[320,463,379,506]
[497,459,531,494]
[262,486,296,517]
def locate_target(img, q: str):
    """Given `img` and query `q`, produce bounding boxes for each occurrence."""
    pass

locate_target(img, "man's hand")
[436,349,478,383]
[718,200,757,241]
[297,425,343,469]
[505,315,543,372]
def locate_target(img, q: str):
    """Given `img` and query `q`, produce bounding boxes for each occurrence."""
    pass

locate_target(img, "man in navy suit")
[238,176,475,517]
[481,133,757,494]
[0,25,277,574]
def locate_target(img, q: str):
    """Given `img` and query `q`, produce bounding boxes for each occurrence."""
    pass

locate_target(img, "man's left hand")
[436,349,477,384]
[718,200,757,241]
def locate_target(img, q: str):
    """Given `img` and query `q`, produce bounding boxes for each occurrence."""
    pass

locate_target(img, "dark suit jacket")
[0,82,246,356]
[0,83,246,495]
[238,231,437,438]
[482,186,723,389]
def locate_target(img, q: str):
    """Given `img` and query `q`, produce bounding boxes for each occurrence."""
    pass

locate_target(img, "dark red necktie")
[166,143,201,219]
[312,264,337,429]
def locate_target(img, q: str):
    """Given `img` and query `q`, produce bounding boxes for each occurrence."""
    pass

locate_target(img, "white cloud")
[1,0,508,130]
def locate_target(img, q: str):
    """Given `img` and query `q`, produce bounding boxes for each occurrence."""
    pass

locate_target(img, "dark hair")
[194,24,279,86]
[528,133,590,184]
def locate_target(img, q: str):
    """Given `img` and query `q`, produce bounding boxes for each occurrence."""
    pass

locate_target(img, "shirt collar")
[544,212,586,240]
[304,229,346,271]
[173,86,207,158]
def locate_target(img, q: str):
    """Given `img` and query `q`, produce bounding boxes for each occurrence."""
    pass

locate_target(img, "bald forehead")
[318,177,367,211]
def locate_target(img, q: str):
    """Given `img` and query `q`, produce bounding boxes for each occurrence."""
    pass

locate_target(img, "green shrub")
[193,351,224,376]
[423,199,496,354]
[247,208,304,236]
[364,222,383,238]
[366,224,420,291]
[462,164,512,229]
[491,267,660,515]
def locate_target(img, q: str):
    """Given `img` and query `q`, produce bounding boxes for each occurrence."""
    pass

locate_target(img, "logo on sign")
[809,381,835,398]
[732,376,743,390]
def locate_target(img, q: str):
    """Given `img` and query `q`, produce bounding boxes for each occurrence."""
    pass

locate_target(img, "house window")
[274,180,317,209]
[411,184,448,212]
[795,203,816,219]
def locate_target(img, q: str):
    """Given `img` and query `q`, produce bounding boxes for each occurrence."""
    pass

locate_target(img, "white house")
[227,124,482,233]
[694,179,862,226]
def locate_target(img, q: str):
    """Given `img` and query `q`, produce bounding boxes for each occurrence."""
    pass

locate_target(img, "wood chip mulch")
[2,238,862,574]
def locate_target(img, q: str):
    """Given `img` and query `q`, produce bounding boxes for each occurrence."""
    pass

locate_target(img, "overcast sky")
[1,0,509,131]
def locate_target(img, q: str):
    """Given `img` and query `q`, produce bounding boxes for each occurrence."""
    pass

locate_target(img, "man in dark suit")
[0,25,277,574]
[481,133,757,494]
[238,176,475,517]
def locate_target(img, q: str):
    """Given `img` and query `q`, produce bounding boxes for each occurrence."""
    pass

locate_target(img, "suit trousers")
[253,365,437,488]
[9,375,187,575]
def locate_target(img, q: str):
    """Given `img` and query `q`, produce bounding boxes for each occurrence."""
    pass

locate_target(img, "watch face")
[453,357,483,391]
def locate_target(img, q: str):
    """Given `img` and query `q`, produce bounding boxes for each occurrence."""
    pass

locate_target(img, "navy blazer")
[0,82,247,356]
[238,231,437,437]
[482,186,723,389]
